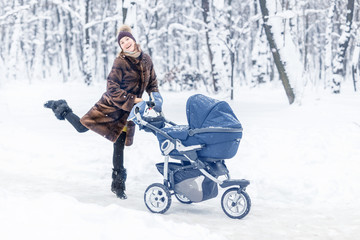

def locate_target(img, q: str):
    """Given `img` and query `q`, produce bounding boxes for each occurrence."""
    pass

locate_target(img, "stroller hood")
[186,94,242,130]
[157,94,243,161]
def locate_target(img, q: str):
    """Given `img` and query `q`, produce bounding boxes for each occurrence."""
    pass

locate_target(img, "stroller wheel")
[144,183,172,214]
[175,193,192,204]
[221,188,251,219]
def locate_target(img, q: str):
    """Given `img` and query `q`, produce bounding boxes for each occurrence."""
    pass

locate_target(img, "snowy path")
[0,83,359,240]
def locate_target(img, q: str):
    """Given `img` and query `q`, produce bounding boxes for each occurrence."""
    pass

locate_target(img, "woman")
[44,25,160,199]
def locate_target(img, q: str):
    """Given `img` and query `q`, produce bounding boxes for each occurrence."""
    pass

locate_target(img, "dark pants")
[65,112,125,170]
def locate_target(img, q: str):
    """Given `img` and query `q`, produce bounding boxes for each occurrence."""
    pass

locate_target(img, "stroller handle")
[134,101,158,114]
[129,100,160,122]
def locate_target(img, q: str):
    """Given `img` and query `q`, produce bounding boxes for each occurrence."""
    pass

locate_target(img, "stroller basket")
[156,162,218,202]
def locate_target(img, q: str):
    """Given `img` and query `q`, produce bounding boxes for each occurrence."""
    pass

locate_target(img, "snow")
[1,82,360,240]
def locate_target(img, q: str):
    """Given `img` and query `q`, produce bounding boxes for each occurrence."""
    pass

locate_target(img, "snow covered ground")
[0,82,359,240]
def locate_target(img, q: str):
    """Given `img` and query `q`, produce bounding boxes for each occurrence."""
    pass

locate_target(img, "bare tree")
[83,0,92,85]
[331,0,355,93]
[324,0,336,89]
[259,0,295,104]
[201,0,219,92]
[352,30,360,92]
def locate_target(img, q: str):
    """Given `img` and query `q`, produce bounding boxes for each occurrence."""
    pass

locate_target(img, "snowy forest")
[0,0,360,103]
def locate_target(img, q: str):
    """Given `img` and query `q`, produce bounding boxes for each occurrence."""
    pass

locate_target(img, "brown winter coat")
[80,52,159,143]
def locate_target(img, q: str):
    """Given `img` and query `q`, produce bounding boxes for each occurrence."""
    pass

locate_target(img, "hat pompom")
[118,25,132,34]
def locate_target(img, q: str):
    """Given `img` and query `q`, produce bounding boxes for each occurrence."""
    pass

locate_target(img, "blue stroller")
[128,94,251,219]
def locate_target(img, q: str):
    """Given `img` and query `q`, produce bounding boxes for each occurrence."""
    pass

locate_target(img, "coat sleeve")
[145,56,159,94]
[106,58,136,112]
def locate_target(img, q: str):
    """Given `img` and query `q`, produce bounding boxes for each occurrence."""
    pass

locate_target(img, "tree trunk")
[227,0,234,100]
[43,0,49,79]
[251,27,268,86]
[122,0,128,24]
[324,0,336,89]
[230,51,235,99]
[352,40,360,92]
[202,0,219,92]
[331,0,355,94]
[259,0,295,104]
[84,0,92,85]
[302,6,309,72]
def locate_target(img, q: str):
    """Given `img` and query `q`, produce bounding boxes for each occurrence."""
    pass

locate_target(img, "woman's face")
[120,37,136,52]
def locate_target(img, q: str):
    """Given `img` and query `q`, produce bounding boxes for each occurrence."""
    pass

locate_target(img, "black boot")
[44,99,72,120]
[111,168,127,199]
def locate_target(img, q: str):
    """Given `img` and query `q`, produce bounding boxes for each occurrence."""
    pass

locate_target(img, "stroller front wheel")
[144,183,172,214]
[221,188,251,219]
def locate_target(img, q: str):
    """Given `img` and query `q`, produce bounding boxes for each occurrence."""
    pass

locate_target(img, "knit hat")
[117,25,136,46]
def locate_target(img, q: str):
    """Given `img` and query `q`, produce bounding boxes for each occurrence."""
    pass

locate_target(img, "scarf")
[122,44,142,59]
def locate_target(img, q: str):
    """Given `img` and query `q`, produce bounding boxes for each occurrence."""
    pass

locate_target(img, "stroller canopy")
[186,94,242,130]
[156,94,242,161]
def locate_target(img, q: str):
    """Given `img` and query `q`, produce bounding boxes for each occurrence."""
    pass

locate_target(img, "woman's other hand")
[134,98,143,104]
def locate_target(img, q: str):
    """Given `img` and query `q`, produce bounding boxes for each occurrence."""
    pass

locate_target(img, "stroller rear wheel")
[175,193,192,204]
[144,183,172,214]
[221,188,251,219]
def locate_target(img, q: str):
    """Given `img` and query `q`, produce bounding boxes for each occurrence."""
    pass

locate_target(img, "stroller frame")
[133,102,251,219]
